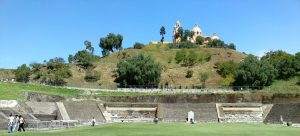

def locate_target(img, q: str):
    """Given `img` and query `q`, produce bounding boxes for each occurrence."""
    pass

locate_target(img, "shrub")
[198,52,212,63]
[186,70,193,78]
[220,74,235,86]
[262,50,296,79]
[178,41,197,48]
[85,69,101,82]
[175,50,187,64]
[14,64,31,83]
[227,43,236,50]
[234,55,276,89]
[133,42,145,49]
[183,51,198,67]
[196,36,204,45]
[73,50,97,69]
[199,73,208,88]
[216,60,238,78]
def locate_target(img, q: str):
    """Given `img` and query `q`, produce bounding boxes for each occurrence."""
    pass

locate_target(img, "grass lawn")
[1,123,299,136]
[0,82,80,100]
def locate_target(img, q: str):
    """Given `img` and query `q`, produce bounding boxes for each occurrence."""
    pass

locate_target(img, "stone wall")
[27,92,300,104]
[68,93,300,104]
[264,104,300,124]
[159,103,218,122]
[63,102,105,122]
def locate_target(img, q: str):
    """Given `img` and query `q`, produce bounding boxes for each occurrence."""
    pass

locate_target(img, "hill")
[0,44,248,89]
[65,44,246,89]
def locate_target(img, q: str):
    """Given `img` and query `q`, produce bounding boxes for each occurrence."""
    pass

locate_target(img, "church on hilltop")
[150,20,220,45]
[172,20,219,44]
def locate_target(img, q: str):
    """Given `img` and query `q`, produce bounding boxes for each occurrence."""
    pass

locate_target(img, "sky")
[0,0,300,69]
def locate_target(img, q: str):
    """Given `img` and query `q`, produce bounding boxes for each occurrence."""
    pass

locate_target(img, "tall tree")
[160,26,166,43]
[199,73,208,88]
[175,27,183,40]
[99,33,123,56]
[84,40,94,54]
[195,36,204,45]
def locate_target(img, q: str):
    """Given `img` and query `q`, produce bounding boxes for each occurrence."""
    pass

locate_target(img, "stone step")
[56,102,70,120]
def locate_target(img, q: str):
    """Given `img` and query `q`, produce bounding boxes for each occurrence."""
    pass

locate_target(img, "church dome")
[192,24,202,36]
[211,33,219,40]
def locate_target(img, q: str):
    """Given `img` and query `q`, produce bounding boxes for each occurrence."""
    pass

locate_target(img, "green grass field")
[1,123,300,136]
[0,82,80,100]
[1,80,300,100]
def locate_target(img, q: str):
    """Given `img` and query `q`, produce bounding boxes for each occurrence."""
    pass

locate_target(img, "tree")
[160,26,166,43]
[261,50,296,79]
[73,50,96,69]
[133,42,145,49]
[30,62,42,73]
[41,57,72,86]
[14,64,31,83]
[68,54,74,63]
[84,40,94,54]
[183,50,198,67]
[207,39,226,48]
[199,73,208,88]
[175,27,183,40]
[234,55,276,89]
[182,29,194,42]
[116,54,162,87]
[46,57,66,70]
[99,33,123,56]
[228,43,236,50]
[175,50,199,67]
[195,36,204,45]
[294,52,300,72]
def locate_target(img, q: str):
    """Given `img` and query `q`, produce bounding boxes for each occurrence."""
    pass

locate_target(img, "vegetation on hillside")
[233,55,276,89]
[30,57,72,86]
[7,28,299,91]
[14,64,31,83]
[116,54,162,87]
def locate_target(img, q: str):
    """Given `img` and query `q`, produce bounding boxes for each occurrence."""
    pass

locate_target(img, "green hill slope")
[65,44,246,88]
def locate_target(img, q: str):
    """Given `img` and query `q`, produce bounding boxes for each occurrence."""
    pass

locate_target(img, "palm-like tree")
[160,26,166,43]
